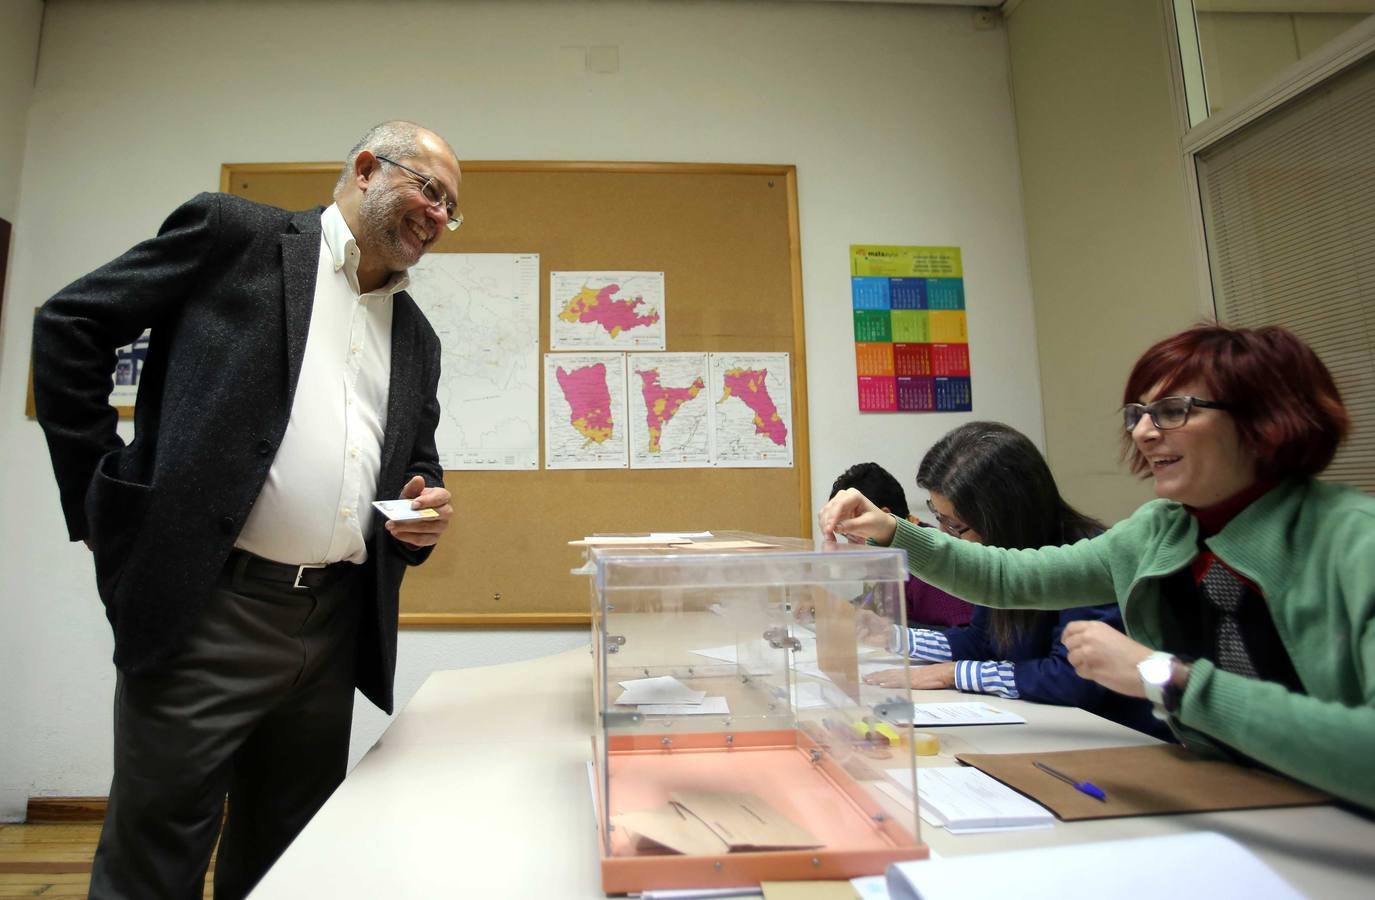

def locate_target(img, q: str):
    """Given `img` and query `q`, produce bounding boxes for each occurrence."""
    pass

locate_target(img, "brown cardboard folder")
[955,744,1330,821]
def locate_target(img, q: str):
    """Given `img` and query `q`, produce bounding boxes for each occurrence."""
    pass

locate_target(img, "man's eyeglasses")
[1122,395,1233,433]
[374,154,463,231]
[926,499,971,537]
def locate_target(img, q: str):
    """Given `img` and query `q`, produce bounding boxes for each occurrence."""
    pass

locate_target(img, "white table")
[250,648,1375,899]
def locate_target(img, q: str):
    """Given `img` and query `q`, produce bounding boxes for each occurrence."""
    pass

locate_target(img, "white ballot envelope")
[371,499,440,521]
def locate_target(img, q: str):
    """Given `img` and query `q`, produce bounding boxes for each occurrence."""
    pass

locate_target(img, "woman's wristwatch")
[1137,651,1189,719]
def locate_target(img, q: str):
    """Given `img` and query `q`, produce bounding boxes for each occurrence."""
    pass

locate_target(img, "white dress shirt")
[236,204,408,565]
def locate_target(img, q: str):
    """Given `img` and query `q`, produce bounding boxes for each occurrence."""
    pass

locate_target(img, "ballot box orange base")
[594,729,927,895]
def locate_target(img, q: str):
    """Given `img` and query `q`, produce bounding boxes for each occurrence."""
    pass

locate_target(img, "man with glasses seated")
[822,324,1375,812]
[32,120,463,900]
[860,423,1172,741]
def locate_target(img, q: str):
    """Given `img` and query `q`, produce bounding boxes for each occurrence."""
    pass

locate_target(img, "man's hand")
[817,488,897,545]
[385,475,452,549]
[1061,620,1153,697]
[863,662,957,690]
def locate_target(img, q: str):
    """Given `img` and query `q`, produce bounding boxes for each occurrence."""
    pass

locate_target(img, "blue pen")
[1034,761,1107,802]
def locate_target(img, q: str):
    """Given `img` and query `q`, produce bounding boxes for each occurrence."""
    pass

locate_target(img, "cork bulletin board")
[221,161,811,626]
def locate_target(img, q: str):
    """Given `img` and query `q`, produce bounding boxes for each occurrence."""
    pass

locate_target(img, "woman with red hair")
[820,324,1374,809]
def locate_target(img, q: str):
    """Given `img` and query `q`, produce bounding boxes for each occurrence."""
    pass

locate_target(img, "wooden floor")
[0,822,215,899]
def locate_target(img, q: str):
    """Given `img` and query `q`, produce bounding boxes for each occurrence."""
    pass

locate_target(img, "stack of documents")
[570,531,715,547]
[570,533,781,551]
[885,832,1304,900]
[910,702,1025,726]
[615,675,730,716]
[876,767,1054,834]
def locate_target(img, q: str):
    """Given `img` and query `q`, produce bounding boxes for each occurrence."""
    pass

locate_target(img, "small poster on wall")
[849,245,972,413]
[110,329,152,409]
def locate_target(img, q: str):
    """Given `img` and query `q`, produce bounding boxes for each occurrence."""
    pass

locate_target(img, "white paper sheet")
[615,675,706,705]
[638,697,731,716]
[886,832,1304,900]
[793,659,897,680]
[690,644,743,663]
[788,681,834,710]
[638,888,762,900]
[851,875,892,899]
[689,638,800,676]
[910,702,1026,726]
[900,767,1054,833]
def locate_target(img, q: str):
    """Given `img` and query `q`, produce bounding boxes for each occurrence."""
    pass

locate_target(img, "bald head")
[333,120,459,197]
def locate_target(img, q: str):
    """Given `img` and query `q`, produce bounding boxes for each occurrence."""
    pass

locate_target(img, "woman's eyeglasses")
[926,499,971,536]
[1122,395,1233,432]
[375,154,463,231]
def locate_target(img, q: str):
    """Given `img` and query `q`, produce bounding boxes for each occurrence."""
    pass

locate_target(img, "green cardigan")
[888,478,1375,810]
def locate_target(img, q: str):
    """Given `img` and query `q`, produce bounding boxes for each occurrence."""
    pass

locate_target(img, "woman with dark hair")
[864,423,1170,740]
[821,324,1375,810]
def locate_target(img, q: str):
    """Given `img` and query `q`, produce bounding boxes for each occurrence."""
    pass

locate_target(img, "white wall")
[0,0,46,824]
[1004,0,1204,524]
[0,0,42,221]
[0,0,1041,820]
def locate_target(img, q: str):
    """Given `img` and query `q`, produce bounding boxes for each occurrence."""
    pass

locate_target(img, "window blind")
[1197,53,1375,494]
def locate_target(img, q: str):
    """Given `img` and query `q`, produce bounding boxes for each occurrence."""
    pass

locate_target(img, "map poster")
[627,352,711,469]
[408,253,541,470]
[708,352,794,468]
[849,245,972,413]
[544,352,629,470]
[549,271,666,351]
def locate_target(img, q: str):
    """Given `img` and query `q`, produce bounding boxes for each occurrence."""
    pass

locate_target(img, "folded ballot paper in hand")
[371,499,439,521]
[886,832,1304,900]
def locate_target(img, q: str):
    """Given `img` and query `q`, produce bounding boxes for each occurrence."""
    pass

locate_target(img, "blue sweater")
[944,604,1175,741]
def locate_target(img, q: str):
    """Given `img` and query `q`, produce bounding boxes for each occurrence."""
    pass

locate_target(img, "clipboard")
[955,744,1331,821]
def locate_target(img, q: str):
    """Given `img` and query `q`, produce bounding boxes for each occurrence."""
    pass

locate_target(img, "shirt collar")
[320,203,411,298]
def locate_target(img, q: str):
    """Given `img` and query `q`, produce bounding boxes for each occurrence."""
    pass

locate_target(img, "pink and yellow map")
[554,363,614,446]
[717,367,788,447]
[558,283,660,339]
[637,370,705,453]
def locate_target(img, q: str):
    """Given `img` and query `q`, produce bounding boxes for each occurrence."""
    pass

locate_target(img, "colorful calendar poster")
[850,245,973,413]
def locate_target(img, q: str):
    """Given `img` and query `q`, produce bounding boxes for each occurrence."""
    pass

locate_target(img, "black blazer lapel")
[379,295,419,484]
[281,207,325,403]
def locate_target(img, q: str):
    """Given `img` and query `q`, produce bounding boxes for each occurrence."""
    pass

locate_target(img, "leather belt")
[228,549,359,591]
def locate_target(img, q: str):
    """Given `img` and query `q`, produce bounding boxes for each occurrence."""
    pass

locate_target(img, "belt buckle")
[293,563,328,589]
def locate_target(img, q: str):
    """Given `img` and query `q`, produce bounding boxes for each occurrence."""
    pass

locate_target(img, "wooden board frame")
[212,160,813,627]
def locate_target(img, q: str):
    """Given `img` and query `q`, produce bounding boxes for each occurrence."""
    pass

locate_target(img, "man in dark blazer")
[32,121,461,900]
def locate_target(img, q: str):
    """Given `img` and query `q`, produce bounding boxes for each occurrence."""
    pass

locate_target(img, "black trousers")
[88,555,363,900]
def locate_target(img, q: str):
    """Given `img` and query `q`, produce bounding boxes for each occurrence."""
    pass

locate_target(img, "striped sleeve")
[888,626,953,662]
[954,660,1021,698]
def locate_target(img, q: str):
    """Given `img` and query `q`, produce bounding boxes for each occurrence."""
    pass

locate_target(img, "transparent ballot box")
[580,533,927,895]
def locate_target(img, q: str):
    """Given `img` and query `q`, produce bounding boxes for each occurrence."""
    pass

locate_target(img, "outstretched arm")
[888,516,1117,612]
